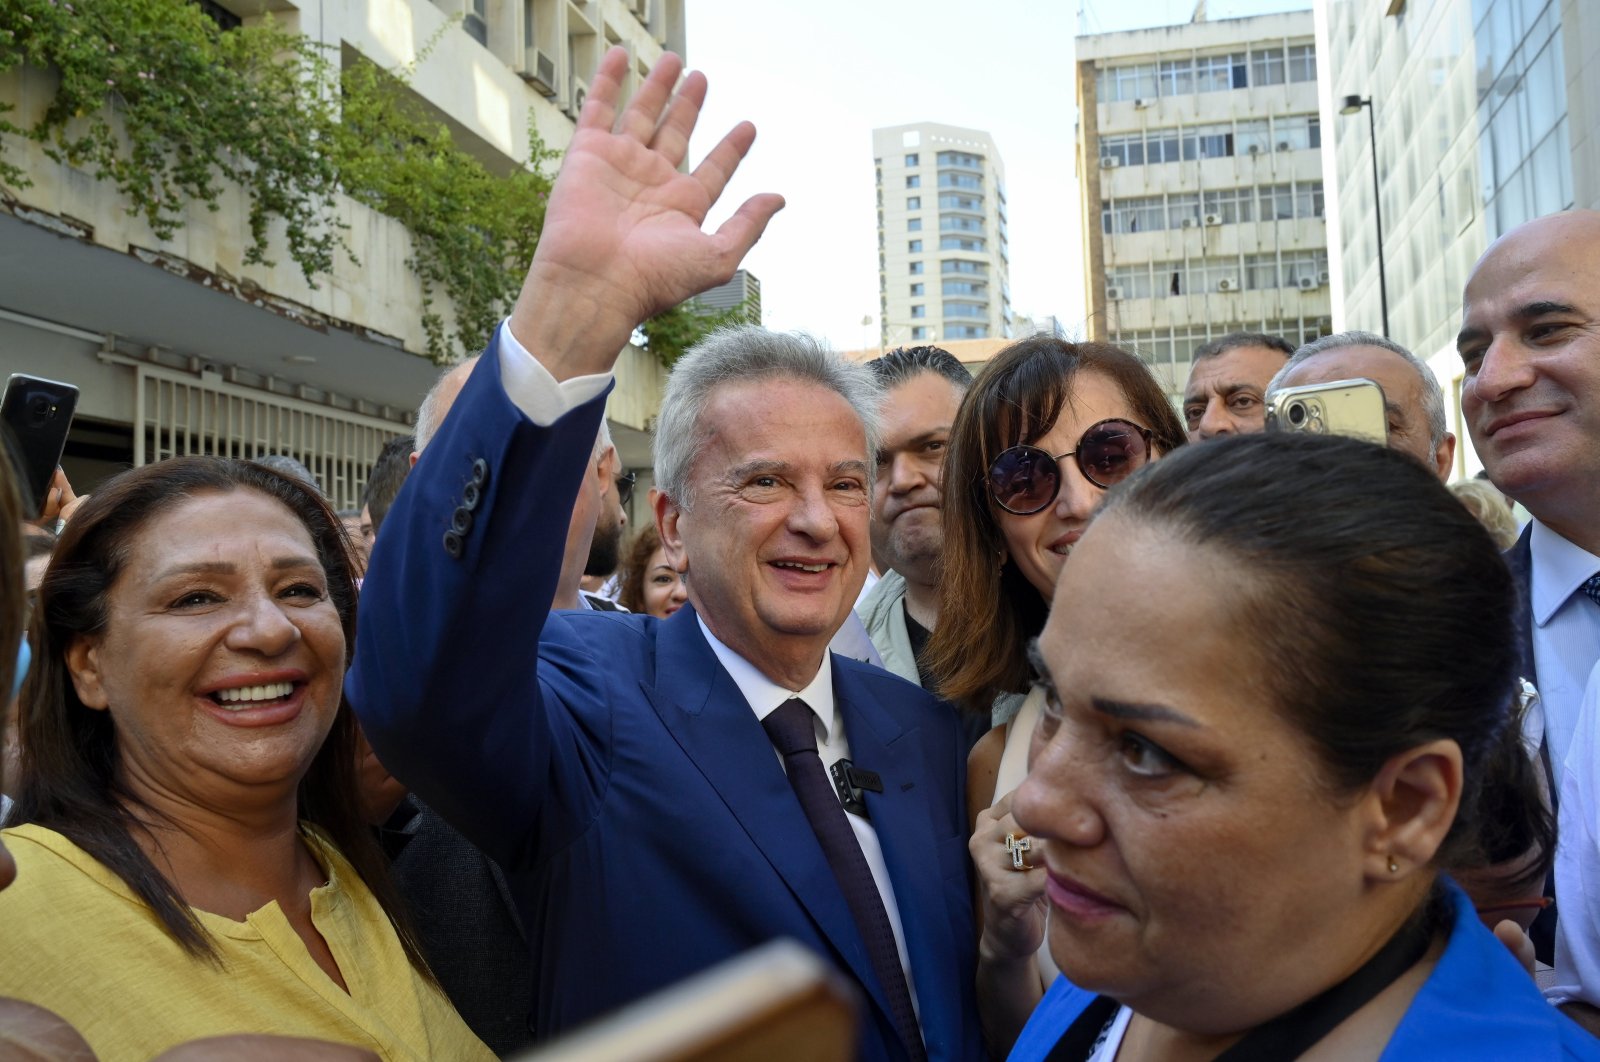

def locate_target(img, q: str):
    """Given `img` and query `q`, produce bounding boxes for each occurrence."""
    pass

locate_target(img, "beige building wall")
[0,0,682,502]
[1078,10,1332,401]
[873,123,1011,350]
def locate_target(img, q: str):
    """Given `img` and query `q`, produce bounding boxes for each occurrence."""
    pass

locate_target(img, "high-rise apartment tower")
[873,123,1011,348]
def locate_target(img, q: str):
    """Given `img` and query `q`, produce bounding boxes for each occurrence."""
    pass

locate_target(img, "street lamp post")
[1339,94,1390,338]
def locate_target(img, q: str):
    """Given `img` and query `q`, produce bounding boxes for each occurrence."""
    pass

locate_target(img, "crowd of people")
[1,45,1599,1061]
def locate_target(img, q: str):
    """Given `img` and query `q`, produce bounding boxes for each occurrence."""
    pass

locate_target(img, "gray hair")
[1269,331,1448,449]
[414,358,477,454]
[653,325,883,509]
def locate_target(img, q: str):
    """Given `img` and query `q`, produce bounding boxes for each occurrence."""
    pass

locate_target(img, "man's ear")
[654,487,688,574]
[1360,738,1463,882]
[1434,432,1458,482]
[65,635,110,711]
[596,445,619,495]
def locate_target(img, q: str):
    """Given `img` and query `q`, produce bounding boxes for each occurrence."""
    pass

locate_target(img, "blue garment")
[348,343,981,1061]
[1008,885,1600,1060]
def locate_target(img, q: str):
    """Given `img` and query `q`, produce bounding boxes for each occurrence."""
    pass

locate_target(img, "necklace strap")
[1043,903,1437,1062]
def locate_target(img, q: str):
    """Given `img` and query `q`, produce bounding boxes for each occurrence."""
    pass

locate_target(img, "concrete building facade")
[1077,9,1333,400]
[693,269,762,323]
[1315,0,1596,476]
[0,0,684,506]
[873,123,1011,349]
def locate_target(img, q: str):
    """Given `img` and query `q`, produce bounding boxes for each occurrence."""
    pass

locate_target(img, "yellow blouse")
[0,824,494,1062]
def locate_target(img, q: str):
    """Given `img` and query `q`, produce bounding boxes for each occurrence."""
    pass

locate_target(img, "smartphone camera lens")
[1287,401,1307,426]
[26,395,52,424]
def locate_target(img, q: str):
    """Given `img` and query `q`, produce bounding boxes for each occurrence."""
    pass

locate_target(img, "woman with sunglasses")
[921,335,1184,1055]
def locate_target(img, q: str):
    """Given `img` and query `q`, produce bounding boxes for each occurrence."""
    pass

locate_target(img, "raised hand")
[510,47,784,380]
[971,791,1049,965]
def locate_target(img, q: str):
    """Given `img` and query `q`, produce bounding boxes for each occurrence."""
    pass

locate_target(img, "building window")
[908,218,923,232]
[911,327,929,340]
[942,259,986,275]
[944,303,987,318]
[937,151,983,169]
[910,283,924,296]
[905,153,920,166]
[906,175,921,189]
[909,261,925,275]
[940,214,983,232]
[938,172,983,191]
[1096,61,1159,102]
[909,239,922,252]
[911,305,926,319]
[1288,44,1317,83]
[1251,46,1286,86]
[907,196,921,209]
[939,193,983,212]
[946,324,989,339]
[940,236,985,251]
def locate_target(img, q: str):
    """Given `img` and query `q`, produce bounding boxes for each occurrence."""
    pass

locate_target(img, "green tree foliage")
[0,0,560,361]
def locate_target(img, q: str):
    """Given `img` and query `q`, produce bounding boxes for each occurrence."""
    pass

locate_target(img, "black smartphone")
[1,374,80,518]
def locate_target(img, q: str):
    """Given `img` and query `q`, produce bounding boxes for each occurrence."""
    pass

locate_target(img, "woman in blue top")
[1007,432,1597,1061]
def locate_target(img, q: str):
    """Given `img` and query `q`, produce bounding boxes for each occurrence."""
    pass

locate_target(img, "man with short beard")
[857,348,979,737]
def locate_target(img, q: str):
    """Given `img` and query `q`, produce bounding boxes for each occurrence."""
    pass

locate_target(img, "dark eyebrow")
[883,428,952,452]
[153,556,322,582]
[1458,301,1580,352]
[1090,697,1201,729]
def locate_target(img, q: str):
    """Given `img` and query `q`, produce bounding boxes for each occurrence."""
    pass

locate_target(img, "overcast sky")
[686,0,1310,350]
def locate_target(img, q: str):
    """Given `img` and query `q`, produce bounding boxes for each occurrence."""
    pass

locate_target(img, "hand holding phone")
[1,374,80,518]
[1266,377,1388,446]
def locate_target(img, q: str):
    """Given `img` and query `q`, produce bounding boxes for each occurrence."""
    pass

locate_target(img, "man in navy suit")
[1457,210,1600,1019]
[348,47,979,1060]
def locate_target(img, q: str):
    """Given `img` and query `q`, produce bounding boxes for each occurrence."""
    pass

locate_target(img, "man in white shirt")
[1456,209,1600,1019]
[349,48,978,1060]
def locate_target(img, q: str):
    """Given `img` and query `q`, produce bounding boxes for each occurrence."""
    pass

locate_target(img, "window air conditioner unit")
[1180,217,1197,229]
[1106,285,1125,301]
[1297,275,1318,291]
[1318,270,1331,285]
[1100,156,1121,169]
[1247,143,1262,155]
[565,77,590,120]
[1276,141,1293,152]
[1133,97,1152,109]
[519,49,559,97]
[1217,277,1239,292]
[1203,213,1223,226]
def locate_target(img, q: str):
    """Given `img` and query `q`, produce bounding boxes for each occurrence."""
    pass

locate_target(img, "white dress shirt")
[1548,660,1600,1007]
[1528,520,1600,788]
[696,616,920,1017]
[496,320,921,1015]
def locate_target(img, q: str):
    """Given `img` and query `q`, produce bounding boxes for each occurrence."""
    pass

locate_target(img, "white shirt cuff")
[496,319,614,426]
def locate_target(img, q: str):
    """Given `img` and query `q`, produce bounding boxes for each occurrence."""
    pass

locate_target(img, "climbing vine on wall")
[0,0,570,360]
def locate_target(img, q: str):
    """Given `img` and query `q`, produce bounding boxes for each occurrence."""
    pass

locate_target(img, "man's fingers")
[578,45,632,133]
[710,193,785,273]
[617,52,685,142]
[648,70,707,169]
[691,121,759,207]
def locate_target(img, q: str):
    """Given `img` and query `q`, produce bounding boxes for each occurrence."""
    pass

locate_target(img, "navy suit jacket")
[1507,524,1538,690]
[348,345,981,1060]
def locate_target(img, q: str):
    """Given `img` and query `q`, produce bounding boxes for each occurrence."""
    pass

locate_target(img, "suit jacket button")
[451,507,474,534]
[471,458,490,487]
[462,482,481,511]
[443,530,464,559]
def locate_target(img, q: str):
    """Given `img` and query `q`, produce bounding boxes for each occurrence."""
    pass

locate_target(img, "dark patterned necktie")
[1582,574,1600,608]
[762,697,926,1062]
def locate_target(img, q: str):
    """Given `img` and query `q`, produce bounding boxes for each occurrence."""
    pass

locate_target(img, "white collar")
[1529,519,1600,625]
[696,616,837,740]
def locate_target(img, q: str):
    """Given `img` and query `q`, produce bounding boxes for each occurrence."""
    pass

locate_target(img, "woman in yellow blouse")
[0,457,491,1062]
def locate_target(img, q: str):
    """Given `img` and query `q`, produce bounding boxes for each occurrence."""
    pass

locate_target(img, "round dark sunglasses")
[987,418,1155,515]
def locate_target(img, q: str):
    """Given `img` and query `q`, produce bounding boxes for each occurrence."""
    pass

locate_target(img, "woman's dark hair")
[12,457,431,975]
[0,444,24,746]
[1099,431,1522,873]
[616,524,664,616]
[926,336,1186,712]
